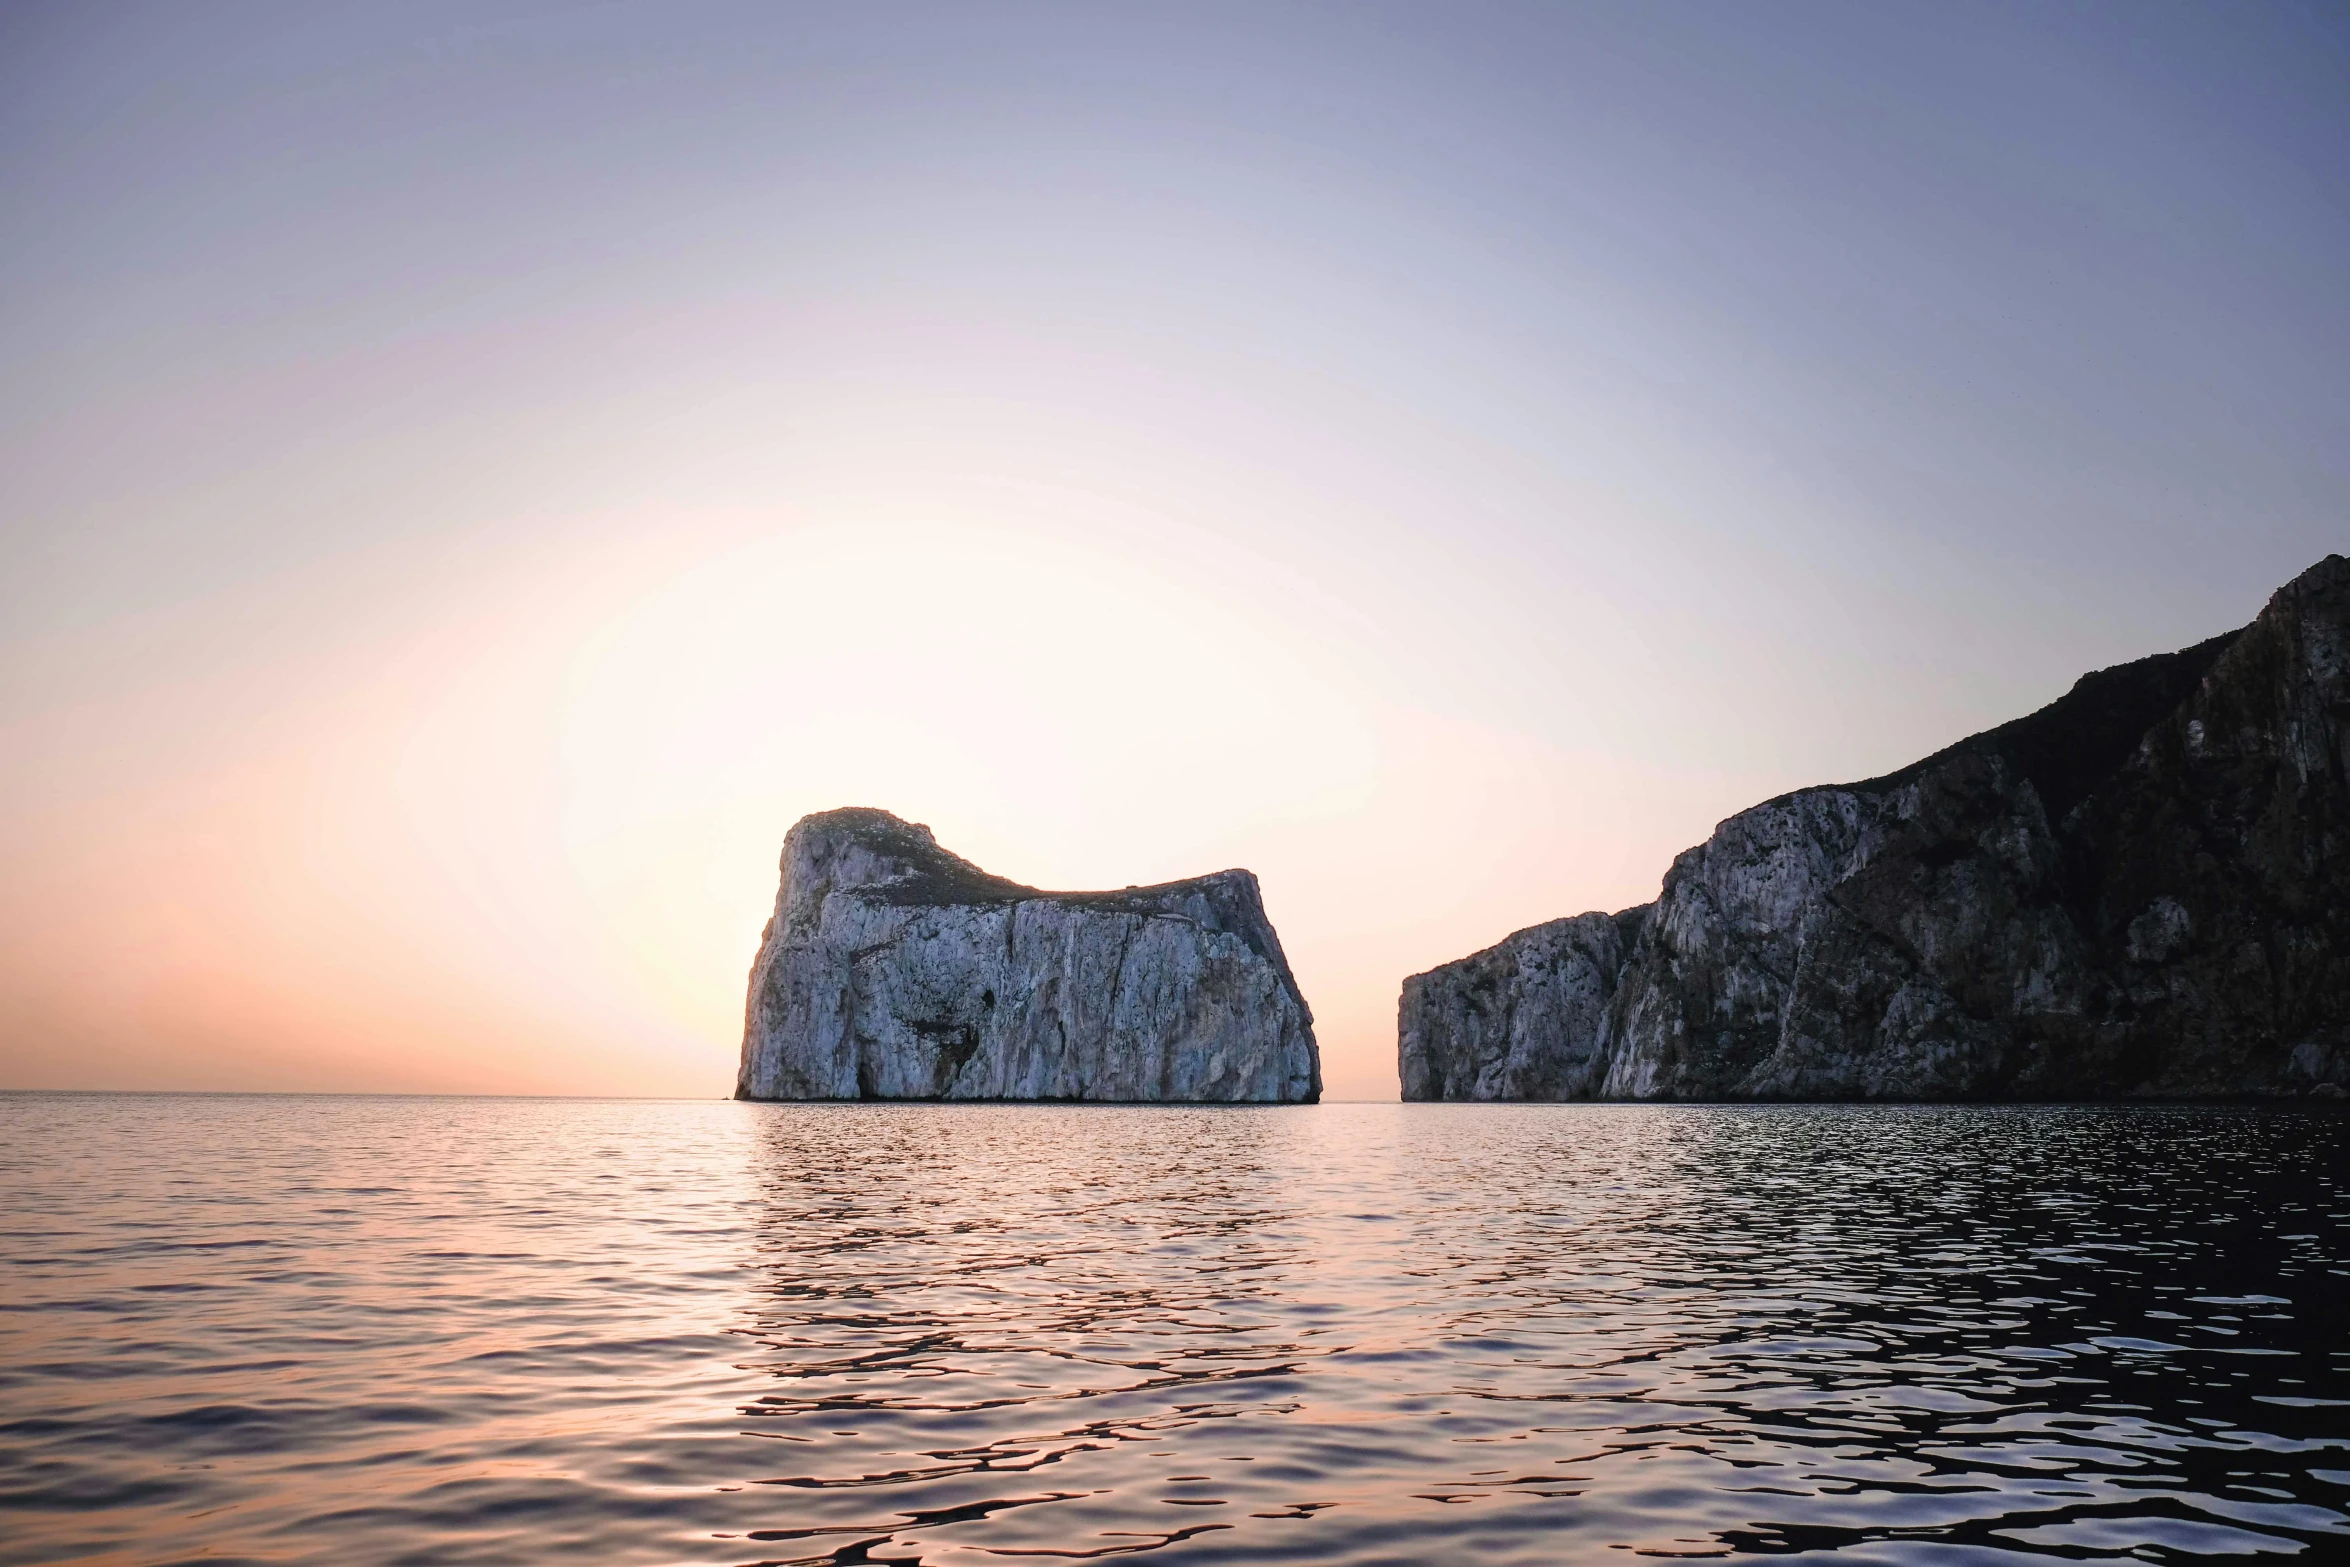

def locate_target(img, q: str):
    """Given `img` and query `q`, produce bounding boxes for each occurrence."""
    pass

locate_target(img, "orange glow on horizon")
[1,500,1771,1101]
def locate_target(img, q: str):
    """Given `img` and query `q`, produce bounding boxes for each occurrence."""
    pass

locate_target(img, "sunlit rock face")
[737,809,1320,1102]
[1403,554,2350,1101]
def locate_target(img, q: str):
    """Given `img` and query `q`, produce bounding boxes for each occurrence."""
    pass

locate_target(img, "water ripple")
[1,1097,2346,1563]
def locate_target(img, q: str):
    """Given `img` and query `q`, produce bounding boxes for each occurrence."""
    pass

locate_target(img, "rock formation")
[1403,554,2350,1101]
[737,809,1319,1102]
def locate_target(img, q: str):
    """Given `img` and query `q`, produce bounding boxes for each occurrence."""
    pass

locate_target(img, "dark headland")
[1403,554,2350,1102]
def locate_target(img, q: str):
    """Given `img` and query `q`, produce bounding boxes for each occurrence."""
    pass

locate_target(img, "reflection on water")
[2,1097,2346,1564]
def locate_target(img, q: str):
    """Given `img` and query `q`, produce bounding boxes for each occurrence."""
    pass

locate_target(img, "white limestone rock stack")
[1402,553,2350,1101]
[737,809,1320,1102]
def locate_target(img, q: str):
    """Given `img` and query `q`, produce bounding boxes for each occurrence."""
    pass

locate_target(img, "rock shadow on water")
[715,1102,2350,1564]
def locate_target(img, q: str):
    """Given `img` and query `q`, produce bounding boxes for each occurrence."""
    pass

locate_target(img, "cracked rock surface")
[1403,554,2350,1101]
[737,809,1319,1102]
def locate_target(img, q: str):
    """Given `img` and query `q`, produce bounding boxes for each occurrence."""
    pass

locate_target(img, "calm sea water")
[3,1097,2347,1565]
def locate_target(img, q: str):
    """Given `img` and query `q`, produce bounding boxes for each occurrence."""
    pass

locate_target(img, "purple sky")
[3,2,2344,1097]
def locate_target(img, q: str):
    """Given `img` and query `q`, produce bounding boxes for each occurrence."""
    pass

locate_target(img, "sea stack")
[1403,554,2350,1101]
[737,809,1320,1102]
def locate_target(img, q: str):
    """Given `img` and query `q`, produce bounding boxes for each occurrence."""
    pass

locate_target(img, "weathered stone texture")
[1402,554,2350,1100]
[738,809,1319,1102]
[1398,910,1641,1102]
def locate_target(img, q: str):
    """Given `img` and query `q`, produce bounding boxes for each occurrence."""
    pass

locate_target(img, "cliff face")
[1403,554,2350,1101]
[737,810,1320,1102]
[1397,911,1642,1102]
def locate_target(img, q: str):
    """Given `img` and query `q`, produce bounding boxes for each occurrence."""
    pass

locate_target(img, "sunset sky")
[4,2,2344,1100]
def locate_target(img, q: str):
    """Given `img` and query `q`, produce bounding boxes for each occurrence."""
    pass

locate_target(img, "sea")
[2,1095,2346,1565]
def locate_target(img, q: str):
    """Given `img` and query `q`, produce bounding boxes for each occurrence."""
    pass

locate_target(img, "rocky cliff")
[737,809,1320,1102]
[1403,554,2350,1101]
